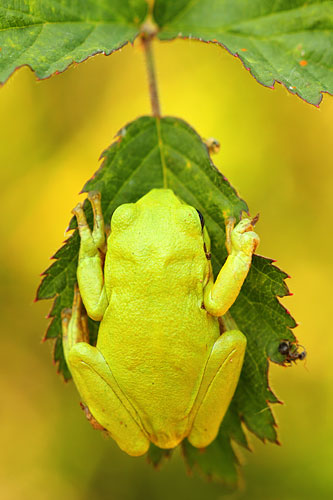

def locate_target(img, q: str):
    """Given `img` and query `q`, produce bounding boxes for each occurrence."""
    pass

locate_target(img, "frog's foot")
[229,216,260,257]
[80,402,107,431]
[72,194,108,321]
[67,343,150,457]
[225,217,236,255]
[87,191,107,253]
[72,191,106,254]
[188,330,246,448]
[61,285,89,364]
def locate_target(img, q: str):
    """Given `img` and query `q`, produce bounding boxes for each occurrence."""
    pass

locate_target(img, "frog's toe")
[88,190,101,202]
[251,213,260,226]
[72,202,84,216]
[61,308,72,321]
[234,218,253,234]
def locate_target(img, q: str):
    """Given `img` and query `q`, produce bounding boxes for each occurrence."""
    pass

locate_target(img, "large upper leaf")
[1,1,332,106]
[0,0,148,83]
[154,0,333,105]
[37,116,297,485]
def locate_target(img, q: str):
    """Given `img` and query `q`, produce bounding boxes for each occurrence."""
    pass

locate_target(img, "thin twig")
[141,22,161,117]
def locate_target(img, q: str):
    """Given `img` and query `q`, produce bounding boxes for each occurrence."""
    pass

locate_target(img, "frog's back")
[97,191,221,447]
[99,259,220,448]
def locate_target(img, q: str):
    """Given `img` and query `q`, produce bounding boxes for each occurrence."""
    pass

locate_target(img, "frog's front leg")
[188,330,246,448]
[62,289,150,457]
[204,216,259,317]
[73,192,108,321]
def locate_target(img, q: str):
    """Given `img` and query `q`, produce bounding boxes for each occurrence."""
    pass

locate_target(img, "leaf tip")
[41,335,48,344]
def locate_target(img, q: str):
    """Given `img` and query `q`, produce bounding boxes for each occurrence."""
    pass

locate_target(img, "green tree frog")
[61,189,259,456]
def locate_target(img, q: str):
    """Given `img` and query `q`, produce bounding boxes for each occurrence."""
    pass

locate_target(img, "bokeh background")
[1,37,332,500]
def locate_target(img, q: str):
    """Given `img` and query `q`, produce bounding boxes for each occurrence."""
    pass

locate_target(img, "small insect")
[204,137,220,154]
[278,340,306,364]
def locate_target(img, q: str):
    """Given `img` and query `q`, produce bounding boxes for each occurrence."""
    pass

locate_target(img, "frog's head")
[110,189,211,265]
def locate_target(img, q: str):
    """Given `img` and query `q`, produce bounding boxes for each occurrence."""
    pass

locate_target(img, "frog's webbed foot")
[225,216,236,255]
[188,330,246,448]
[88,191,107,254]
[227,214,260,257]
[72,190,106,255]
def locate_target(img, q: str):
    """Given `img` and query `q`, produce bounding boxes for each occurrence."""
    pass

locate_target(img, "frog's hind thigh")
[67,343,149,456]
[188,330,246,448]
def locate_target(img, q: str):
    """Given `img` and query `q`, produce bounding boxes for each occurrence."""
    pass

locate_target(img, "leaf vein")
[104,145,160,215]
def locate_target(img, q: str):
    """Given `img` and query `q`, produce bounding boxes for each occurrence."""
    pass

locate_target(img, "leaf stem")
[141,22,161,117]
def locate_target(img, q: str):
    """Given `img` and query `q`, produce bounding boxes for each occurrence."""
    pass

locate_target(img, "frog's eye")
[196,209,205,230]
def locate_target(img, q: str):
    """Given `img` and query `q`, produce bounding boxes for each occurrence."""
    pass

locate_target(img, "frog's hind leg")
[61,290,149,457]
[188,330,246,448]
[67,344,150,456]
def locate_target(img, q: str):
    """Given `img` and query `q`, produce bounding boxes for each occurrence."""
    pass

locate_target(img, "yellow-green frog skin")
[62,189,259,456]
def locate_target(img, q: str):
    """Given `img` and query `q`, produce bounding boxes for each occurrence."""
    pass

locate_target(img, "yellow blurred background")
[0,37,332,500]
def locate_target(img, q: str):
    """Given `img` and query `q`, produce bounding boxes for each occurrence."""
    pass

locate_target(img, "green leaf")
[0,0,148,83]
[182,432,239,488]
[37,115,296,484]
[153,0,333,105]
[3,1,331,106]
[146,443,172,468]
